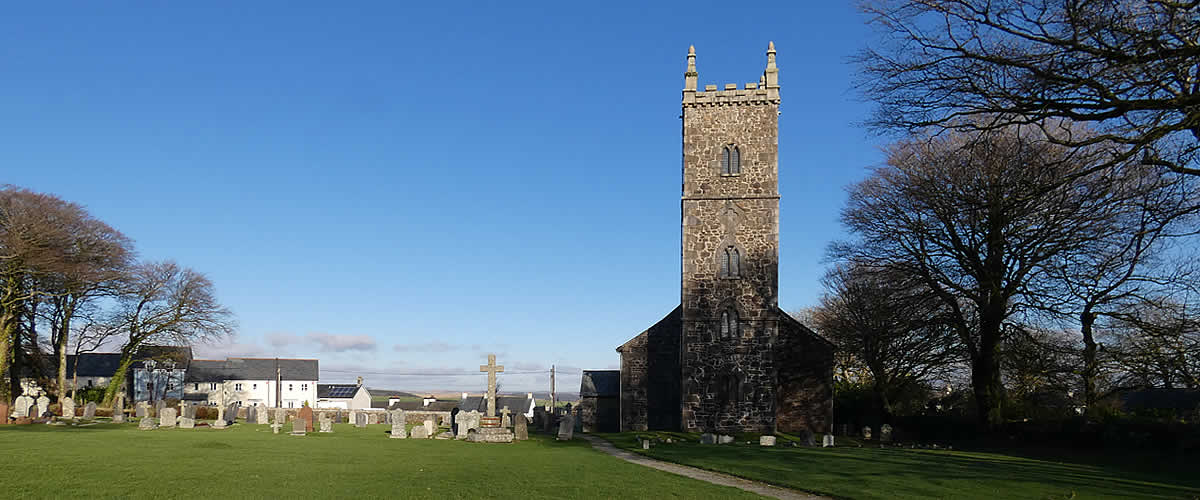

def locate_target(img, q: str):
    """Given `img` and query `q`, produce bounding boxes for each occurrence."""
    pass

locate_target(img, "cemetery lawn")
[602,432,1200,499]
[0,423,764,499]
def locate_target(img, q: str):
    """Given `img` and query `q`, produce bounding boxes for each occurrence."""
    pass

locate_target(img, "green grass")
[0,421,763,499]
[601,432,1200,499]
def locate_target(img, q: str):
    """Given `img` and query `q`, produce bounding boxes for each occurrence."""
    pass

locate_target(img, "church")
[615,43,833,434]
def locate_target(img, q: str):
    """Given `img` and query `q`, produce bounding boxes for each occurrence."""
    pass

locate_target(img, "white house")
[315,383,371,409]
[183,358,318,409]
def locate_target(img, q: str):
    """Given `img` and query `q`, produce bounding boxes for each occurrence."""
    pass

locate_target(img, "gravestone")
[822,434,835,447]
[333,410,342,424]
[291,418,306,436]
[389,409,406,439]
[178,416,195,429]
[246,406,257,424]
[456,410,481,439]
[718,434,735,444]
[256,407,269,425]
[160,407,177,428]
[556,415,574,441]
[138,416,157,430]
[514,415,528,441]
[36,395,50,417]
[135,402,147,418]
[155,400,166,417]
[423,418,434,436]
[319,412,332,433]
[225,403,238,425]
[355,411,367,428]
[760,436,777,447]
[642,439,651,450]
[799,430,816,447]
[297,406,315,433]
[274,408,287,425]
[212,407,227,429]
[111,395,126,423]
[13,395,32,417]
[410,424,429,439]
[880,424,893,443]
[862,426,872,440]
[700,433,716,444]
[61,397,76,419]
[500,406,512,428]
[435,431,454,440]
[83,402,97,419]
[186,403,197,419]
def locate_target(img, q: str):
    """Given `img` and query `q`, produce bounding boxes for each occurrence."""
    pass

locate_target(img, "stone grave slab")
[138,416,157,430]
[556,415,574,441]
[291,418,306,436]
[297,406,314,433]
[760,436,777,447]
[160,408,177,428]
[514,415,528,440]
[178,416,195,429]
[61,397,75,419]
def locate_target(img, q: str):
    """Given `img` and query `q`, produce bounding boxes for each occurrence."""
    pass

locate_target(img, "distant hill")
[366,389,420,398]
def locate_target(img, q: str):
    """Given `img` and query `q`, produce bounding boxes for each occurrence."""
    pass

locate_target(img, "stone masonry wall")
[775,313,835,434]
[617,307,681,431]
[680,81,780,434]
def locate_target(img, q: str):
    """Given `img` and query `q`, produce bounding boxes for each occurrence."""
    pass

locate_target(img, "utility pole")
[549,365,556,411]
[275,358,281,408]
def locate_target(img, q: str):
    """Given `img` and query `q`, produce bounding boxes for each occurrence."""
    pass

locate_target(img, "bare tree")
[812,263,961,421]
[100,261,235,405]
[858,0,1200,176]
[834,125,1117,429]
[1107,299,1200,389]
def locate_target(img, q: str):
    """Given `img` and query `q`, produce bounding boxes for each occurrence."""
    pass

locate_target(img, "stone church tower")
[616,43,833,435]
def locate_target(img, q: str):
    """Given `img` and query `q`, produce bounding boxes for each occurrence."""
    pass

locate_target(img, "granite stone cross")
[479,354,504,417]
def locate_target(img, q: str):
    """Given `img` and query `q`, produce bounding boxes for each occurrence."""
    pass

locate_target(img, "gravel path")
[580,435,829,500]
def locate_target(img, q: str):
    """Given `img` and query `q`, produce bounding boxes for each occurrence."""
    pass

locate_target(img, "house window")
[288,401,294,408]
[253,383,257,390]
[210,383,218,390]
[289,384,293,391]
[235,383,243,391]
[721,146,741,175]
[167,383,174,391]
[193,383,199,391]
[720,308,739,338]
[302,384,308,391]
[87,380,93,388]
[720,246,740,278]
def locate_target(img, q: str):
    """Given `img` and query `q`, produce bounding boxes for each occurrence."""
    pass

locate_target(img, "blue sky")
[2,2,884,393]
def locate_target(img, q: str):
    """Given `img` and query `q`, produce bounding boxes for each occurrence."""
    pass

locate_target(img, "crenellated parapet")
[682,42,780,106]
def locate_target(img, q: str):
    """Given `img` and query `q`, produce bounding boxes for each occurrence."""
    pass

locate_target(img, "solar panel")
[327,385,356,398]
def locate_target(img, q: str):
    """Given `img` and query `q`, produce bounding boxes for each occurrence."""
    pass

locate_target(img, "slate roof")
[66,353,123,377]
[387,400,460,411]
[457,395,535,415]
[130,345,193,368]
[317,384,360,399]
[185,358,318,382]
[580,370,620,398]
[1119,388,1200,410]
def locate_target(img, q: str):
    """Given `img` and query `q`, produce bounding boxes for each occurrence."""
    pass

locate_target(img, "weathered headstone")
[500,406,512,428]
[319,413,332,433]
[246,406,257,424]
[160,407,177,428]
[700,433,716,444]
[718,434,735,444]
[291,418,306,436]
[760,436,777,447]
[389,409,406,439]
[61,397,76,419]
[274,408,287,425]
[435,431,454,439]
[155,400,166,417]
[212,406,227,429]
[138,416,157,430]
[862,426,872,440]
[13,395,32,417]
[224,403,238,425]
[135,402,147,418]
[514,415,528,441]
[111,395,126,423]
[355,411,367,428]
[83,402,96,419]
[297,406,314,433]
[556,415,574,441]
[479,354,504,417]
[822,434,835,447]
[36,395,50,417]
[410,424,429,439]
[642,439,651,449]
[880,424,893,443]
[423,418,434,436]
[256,406,269,425]
[799,429,816,447]
[178,416,195,429]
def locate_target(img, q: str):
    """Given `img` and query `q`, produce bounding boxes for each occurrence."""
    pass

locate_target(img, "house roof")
[457,395,534,415]
[317,384,361,399]
[387,400,460,411]
[66,353,123,377]
[185,358,318,382]
[130,345,193,368]
[617,306,681,352]
[1119,388,1200,410]
[580,370,620,398]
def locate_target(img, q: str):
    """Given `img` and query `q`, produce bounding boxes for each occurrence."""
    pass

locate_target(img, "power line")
[318,368,569,376]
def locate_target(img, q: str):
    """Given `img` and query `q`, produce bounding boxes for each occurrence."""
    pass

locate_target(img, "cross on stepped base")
[479,354,504,417]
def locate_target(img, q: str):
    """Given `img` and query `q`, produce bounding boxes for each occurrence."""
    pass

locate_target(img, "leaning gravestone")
[138,416,157,430]
[514,415,528,441]
[880,424,893,443]
[410,424,429,439]
[862,426,872,440]
[256,407,269,425]
[36,395,50,417]
[178,416,195,429]
[389,409,406,439]
[291,418,306,436]
[319,412,332,433]
[556,415,574,441]
[61,397,76,419]
[160,407,177,428]
[83,402,97,420]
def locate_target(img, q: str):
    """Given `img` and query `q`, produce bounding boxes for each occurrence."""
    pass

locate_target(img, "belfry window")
[720,308,739,338]
[720,246,740,278]
[721,146,741,175]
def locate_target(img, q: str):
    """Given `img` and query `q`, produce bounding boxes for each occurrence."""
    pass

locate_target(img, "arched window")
[731,146,741,174]
[720,308,739,338]
[721,146,731,175]
[721,246,740,278]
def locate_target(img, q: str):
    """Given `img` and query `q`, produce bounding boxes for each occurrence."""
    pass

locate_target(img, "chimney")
[462,392,468,400]
[356,376,363,386]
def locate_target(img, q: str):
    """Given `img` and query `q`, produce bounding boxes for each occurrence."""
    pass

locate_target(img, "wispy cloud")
[307,333,376,352]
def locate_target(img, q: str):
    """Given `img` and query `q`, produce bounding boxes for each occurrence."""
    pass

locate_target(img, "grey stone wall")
[775,312,835,434]
[617,307,681,431]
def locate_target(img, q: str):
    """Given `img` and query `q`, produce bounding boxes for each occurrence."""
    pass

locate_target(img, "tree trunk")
[55,299,74,402]
[973,306,1006,431]
[1080,310,1099,410]
[0,313,12,405]
[102,354,135,406]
